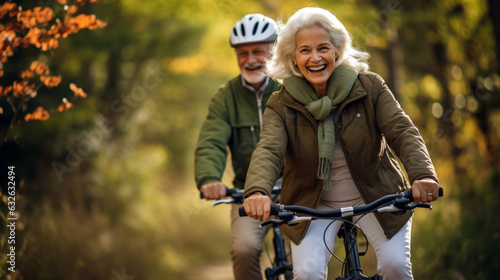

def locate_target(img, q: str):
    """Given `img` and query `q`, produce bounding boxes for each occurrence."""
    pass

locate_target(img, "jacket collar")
[241,76,270,96]
[279,76,368,119]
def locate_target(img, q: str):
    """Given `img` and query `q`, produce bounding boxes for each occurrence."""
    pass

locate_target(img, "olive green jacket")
[195,76,281,190]
[244,72,438,245]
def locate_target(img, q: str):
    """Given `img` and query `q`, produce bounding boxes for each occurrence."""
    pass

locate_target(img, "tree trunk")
[373,0,404,101]
[487,0,500,68]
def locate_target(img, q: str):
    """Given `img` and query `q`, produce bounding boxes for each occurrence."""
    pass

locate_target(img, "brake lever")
[259,211,300,227]
[404,203,432,210]
[212,198,236,206]
[260,219,285,227]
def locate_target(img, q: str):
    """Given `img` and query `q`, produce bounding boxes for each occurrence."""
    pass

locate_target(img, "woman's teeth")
[308,65,326,72]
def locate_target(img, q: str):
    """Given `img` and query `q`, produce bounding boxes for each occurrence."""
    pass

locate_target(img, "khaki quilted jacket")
[244,72,438,245]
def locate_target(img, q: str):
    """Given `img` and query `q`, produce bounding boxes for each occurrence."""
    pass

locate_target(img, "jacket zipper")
[257,93,263,131]
[249,92,263,145]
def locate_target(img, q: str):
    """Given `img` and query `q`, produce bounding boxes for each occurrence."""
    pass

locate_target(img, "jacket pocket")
[377,149,407,190]
[228,121,260,177]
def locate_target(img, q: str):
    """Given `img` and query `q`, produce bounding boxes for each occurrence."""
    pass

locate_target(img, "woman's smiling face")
[293,25,337,96]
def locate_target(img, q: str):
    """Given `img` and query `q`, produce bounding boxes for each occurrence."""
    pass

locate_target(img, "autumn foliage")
[0,0,105,145]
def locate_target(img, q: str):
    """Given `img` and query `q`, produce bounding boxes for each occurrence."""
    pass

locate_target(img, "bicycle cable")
[353,214,370,258]
[323,219,343,263]
[322,215,370,275]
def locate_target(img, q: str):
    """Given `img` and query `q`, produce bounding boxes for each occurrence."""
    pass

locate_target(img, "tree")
[0,0,105,147]
[0,0,105,277]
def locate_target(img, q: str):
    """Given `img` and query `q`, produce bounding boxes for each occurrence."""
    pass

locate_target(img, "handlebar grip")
[226,188,238,196]
[403,186,443,202]
[238,206,247,217]
[200,186,236,199]
[270,204,280,215]
[238,204,281,217]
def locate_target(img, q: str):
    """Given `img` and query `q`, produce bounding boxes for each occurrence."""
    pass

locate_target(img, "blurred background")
[0,0,499,279]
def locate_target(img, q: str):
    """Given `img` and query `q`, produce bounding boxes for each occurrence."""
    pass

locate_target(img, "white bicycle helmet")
[230,14,278,47]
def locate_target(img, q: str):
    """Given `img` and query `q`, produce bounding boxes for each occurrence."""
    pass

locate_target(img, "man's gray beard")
[241,71,266,86]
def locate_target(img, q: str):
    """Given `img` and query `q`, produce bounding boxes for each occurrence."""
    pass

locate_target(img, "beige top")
[318,143,364,210]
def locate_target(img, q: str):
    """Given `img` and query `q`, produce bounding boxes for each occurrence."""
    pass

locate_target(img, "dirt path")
[185,260,234,280]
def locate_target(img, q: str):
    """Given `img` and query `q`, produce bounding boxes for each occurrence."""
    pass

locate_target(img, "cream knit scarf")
[283,64,358,190]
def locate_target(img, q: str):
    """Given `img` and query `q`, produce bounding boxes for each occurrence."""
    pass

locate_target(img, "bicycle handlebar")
[199,187,240,199]
[201,186,282,207]
[239,187,443,219]
[402,186,443,202]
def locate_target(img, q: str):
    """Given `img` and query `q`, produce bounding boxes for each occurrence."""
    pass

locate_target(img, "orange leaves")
[49,14,107,40]
[76,0,100,4]
[24,107,50,121]
[40,75,62,88]
[17,7,53,29]
[70,83,87,98]
[24,27,59,51]
[20,70,34,79]
[46,10,107,44]
[29,61,61,88]
[0,2,17,19]
[12,80,36,98]
[57,98,73,112]
[0,1,101,141]
[70,14,106,30]
[0,2,22,60]
[66,6,79,15]
[17,80,86,122]
[0,85,12,98]
[0,29,21,64]
[30,61,49,76]
[1,59,87,123]
[54,83,86,115]
[0,1,106,62]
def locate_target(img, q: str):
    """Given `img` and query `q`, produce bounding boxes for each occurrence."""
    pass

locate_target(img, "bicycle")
[239,187,443,280]
[200,186,294,280]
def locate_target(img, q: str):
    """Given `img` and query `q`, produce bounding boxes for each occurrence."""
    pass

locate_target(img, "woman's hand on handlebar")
[411,178,440,203]
[200,182,226,200]
[243,192,272,221]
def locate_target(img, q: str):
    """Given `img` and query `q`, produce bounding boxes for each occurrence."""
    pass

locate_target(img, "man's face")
[234,42,273,89]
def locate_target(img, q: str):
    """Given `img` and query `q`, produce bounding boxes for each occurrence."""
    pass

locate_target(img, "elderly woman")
[242,7,440,280]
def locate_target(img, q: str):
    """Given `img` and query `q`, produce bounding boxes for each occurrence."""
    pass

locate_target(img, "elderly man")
[194,14,280,280]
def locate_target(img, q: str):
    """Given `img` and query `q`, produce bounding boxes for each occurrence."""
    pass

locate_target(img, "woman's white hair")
[266,7,370,81]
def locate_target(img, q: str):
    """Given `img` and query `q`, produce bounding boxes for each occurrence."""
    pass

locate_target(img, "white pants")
[291,213,414,280]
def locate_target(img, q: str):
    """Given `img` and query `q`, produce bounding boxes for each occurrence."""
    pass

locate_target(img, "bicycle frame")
[335,217,382,280]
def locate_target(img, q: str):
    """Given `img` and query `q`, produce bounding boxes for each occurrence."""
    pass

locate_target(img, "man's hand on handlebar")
[243,192,272,221]
[200,182,227,200]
